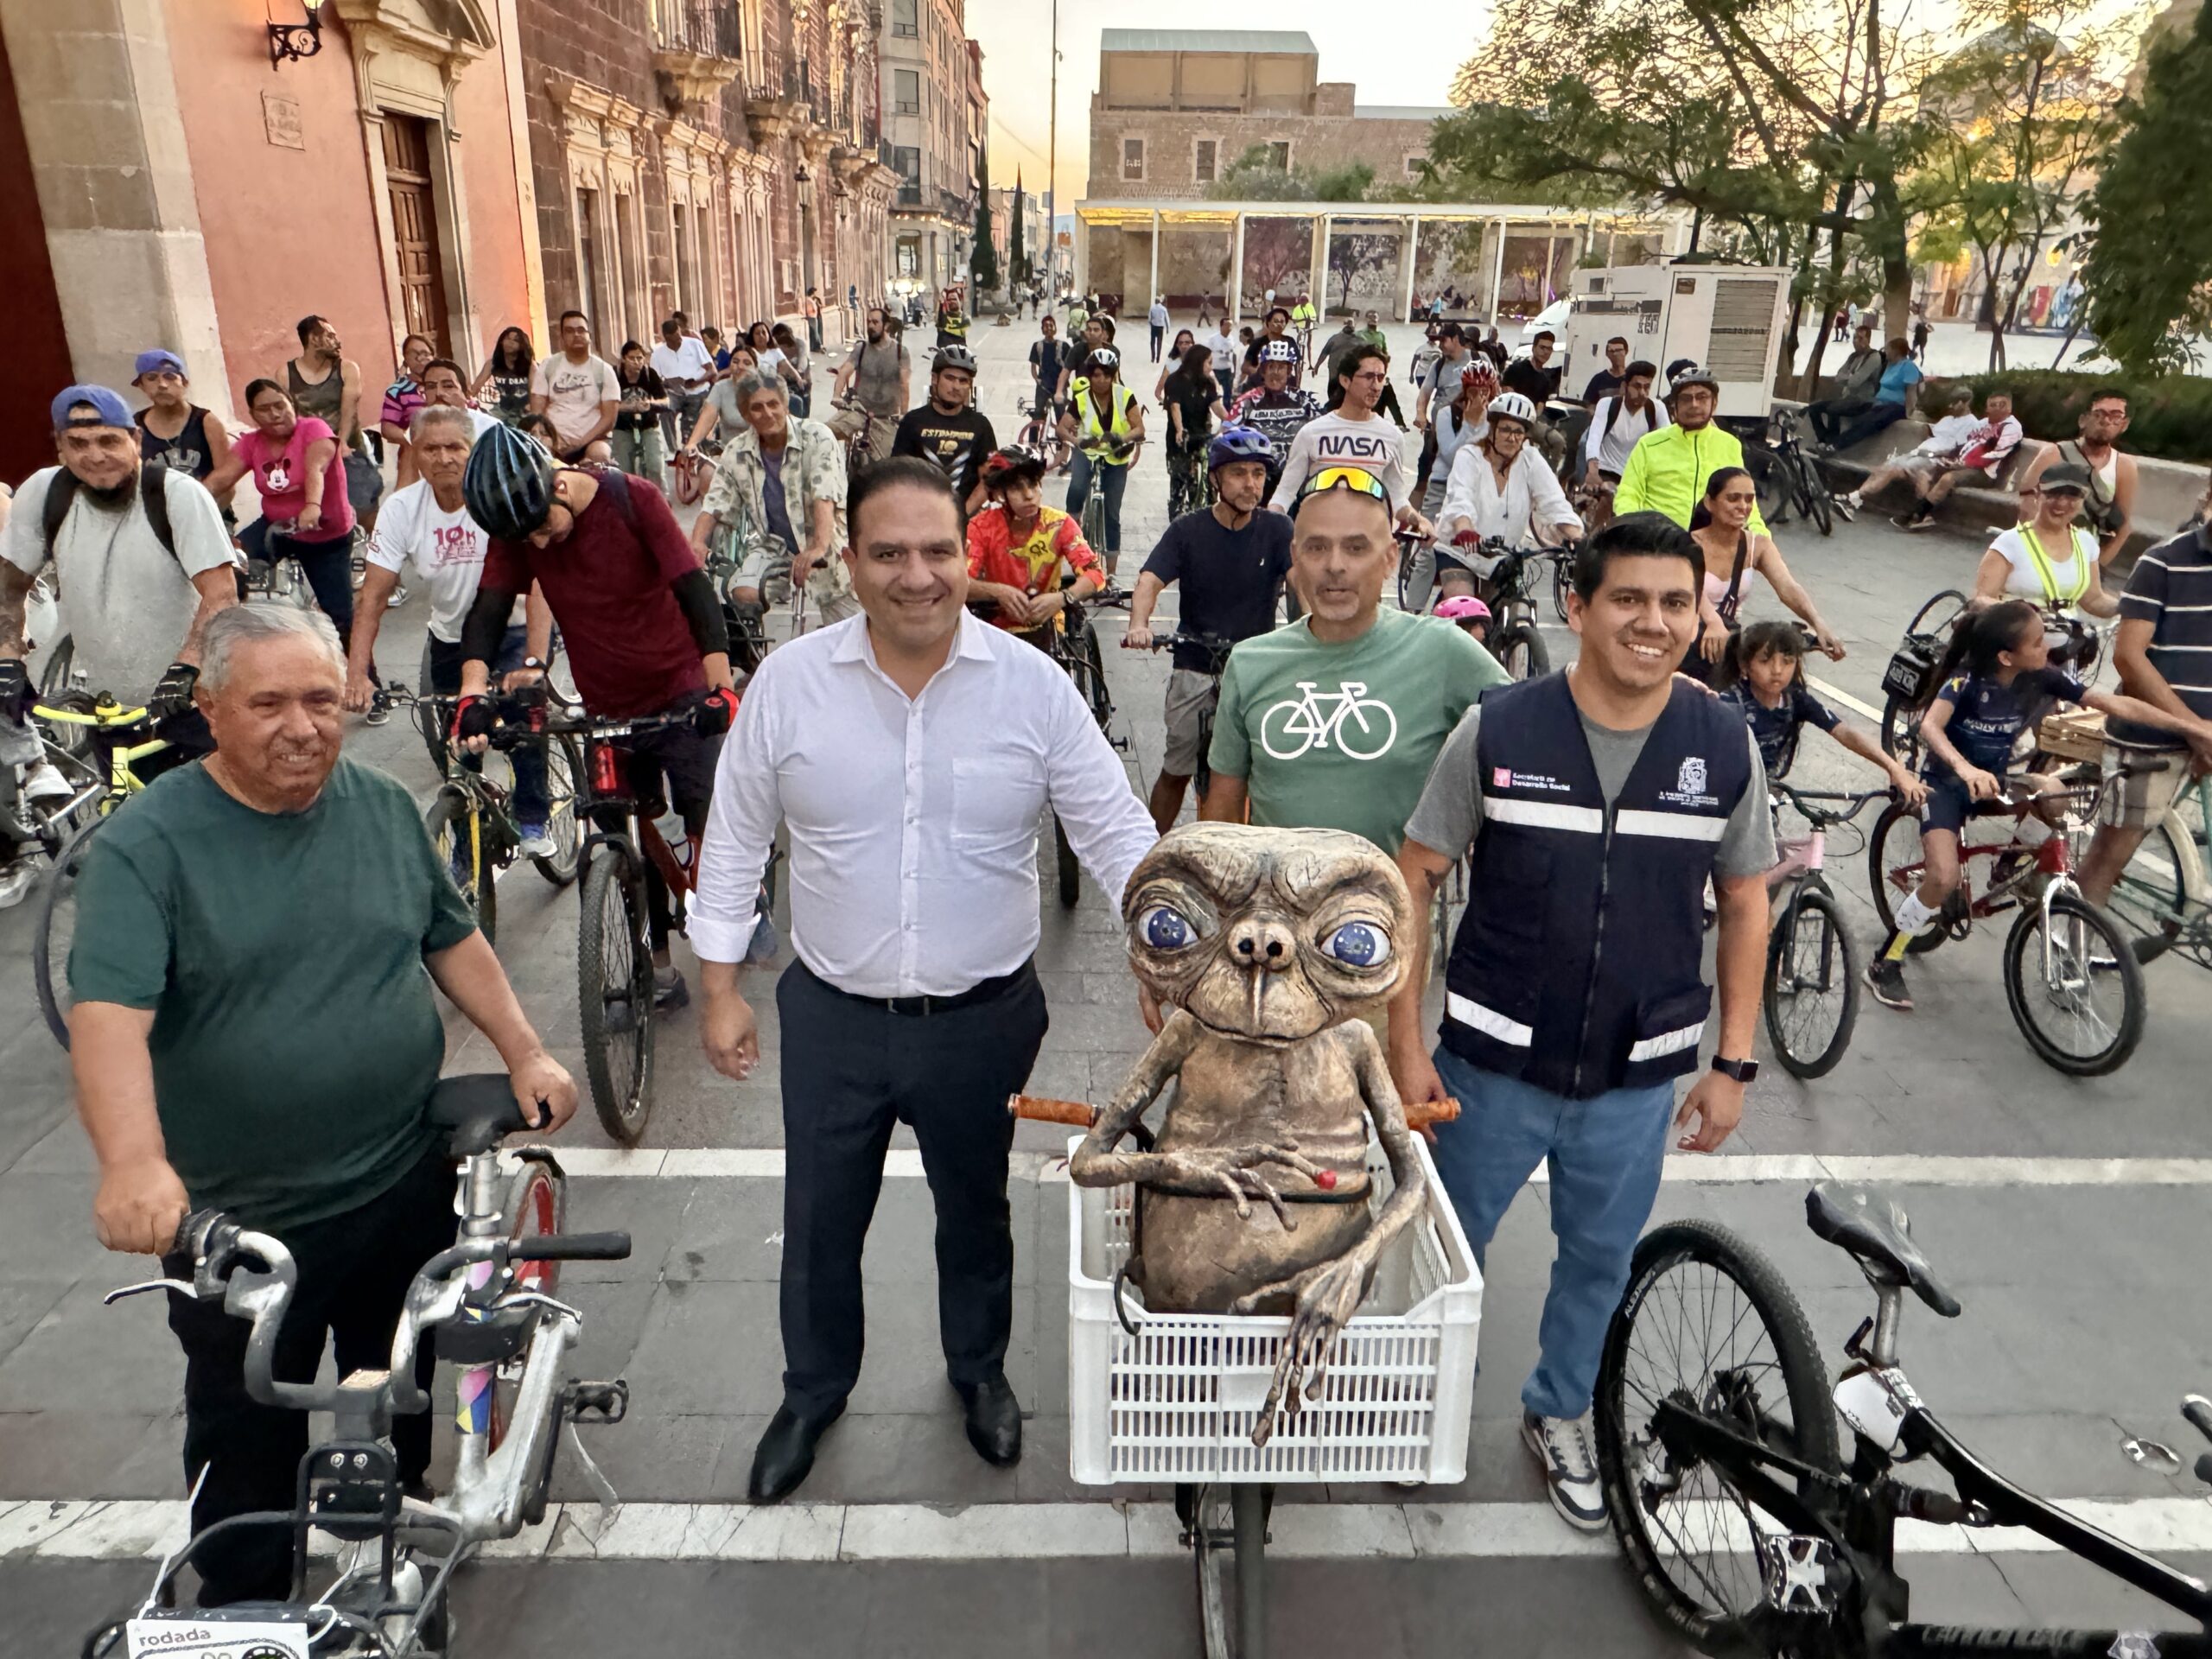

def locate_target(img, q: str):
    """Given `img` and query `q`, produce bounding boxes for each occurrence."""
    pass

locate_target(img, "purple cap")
[50,385,135,431]
[132,348,188,384]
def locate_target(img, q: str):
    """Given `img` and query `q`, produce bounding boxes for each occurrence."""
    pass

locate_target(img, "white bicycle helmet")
[1259,339,1301,365]
[1487,391,1539,428]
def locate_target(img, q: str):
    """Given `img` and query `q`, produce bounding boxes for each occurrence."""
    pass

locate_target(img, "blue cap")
[50,385,134,431]
[132,348,188,384]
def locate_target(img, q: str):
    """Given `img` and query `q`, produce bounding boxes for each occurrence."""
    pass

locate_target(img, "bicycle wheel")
[1081,489,1107,560]
[578,846,656,1144]
[425,786,499,950]
[1176,1484,1269,1658]
[1491,621,1549,682]
[532,734,585,887]
[34,814,104,1050]
[1053,813,1080,909]
[1764,888,1859,1077]
[1552,554,1573,624]
[726,601,768,678]
[1594,1219,1841,1650]
[1074,620,1116,732]
[1747,447,1789,525]
[1794,453,1834,536]
[2102,814,2190,964]
[37,633,75,704]
[1878,695,1924,770]
[1866,802,1949,956]
[486,1158,567,1453]
[2003,892,2145,1076]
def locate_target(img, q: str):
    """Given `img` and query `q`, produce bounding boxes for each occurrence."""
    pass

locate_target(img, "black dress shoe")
[747,1402,842,1503]
[955,1375,1023,1467]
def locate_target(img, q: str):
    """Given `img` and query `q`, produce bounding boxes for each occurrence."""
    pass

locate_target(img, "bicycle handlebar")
[1772,784,1892,824]
[512,1231,632,1262]
[1008,1091,1463,1134]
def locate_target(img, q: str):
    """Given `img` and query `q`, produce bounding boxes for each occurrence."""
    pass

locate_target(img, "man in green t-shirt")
[1205,467,1510,853]
[66,605,575,1608]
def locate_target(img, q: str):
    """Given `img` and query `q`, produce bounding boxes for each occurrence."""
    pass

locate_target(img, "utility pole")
[1046,0,1058,296]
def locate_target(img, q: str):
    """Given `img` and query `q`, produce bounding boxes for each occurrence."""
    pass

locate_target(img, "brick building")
[1085,30,1451,201]
[878,0,981,295]
[515,0,903,353]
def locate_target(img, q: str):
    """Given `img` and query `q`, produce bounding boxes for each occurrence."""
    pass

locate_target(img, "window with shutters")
[1122,136,1145,181]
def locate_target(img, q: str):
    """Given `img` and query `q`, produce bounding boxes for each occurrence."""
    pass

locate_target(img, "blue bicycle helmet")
[1207,424,1274,470]
[463,421,557,542]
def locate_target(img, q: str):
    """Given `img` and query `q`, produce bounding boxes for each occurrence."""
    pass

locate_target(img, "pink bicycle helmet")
[1433,594,1492,623]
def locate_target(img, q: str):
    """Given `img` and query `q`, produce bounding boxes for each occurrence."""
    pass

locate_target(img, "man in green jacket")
[1612,365,1768,534]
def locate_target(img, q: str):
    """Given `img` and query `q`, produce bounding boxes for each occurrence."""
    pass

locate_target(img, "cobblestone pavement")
[4,314,2211,1655]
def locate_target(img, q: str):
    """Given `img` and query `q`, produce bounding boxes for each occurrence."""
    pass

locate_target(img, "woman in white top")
[1686,465,1845,681]
[1973,465,2116,618]
[1433,391,1581,602]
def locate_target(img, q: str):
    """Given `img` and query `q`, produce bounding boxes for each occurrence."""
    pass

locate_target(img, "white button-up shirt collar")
[691,609,1159,998]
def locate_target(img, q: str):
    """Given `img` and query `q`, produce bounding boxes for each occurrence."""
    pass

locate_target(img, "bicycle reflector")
[592,743,620,797]
[1298,466,1391,505]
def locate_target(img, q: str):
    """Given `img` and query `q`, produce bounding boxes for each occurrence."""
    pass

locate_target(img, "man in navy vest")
[1384,512,1774,1532]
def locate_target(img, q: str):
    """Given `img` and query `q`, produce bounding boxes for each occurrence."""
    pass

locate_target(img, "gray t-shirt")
[4,466,235,700]
[1406,700,1776,879]
[845,336,910,420]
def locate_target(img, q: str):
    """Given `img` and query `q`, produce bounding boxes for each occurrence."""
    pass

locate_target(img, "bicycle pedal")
[566,1378,628,1425]
[1762,1534,1839,1613]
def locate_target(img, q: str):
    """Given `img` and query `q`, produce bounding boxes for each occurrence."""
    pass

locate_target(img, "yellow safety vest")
[2018,525,2092,606]
[1073,382,1136,461]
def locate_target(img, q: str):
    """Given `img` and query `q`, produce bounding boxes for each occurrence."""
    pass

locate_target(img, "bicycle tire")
[1878,694,1924,769]
[425,785,499,950]
[38,633,75,704]
[1054,814,1080,909]
[1747,447,1790,524]
[578,847,656,1145]
[2102,813,2190,964]
[1594,1218,1841,1650]
[1764,888,1859,1077]
[34,813,104,1050]
[1075,620,1116,732]
[1867,801,1949,956]
[726,602,768,678]
[1491,621,1549,682]
[1080,490,1108,561]
[674,459,705,506]
[1234,1484,1268,1657]
[1796,453,1834,536]
[1552,554,1573,624]
[487,1159,567,1454]
[2003,892,2145,1077]
[532,734,586,887]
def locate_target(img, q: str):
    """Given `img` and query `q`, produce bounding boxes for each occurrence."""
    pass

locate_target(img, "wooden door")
[382,115,451,353]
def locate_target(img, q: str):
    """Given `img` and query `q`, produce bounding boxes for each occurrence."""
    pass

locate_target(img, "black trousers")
[163,1147,456,1605]
[776,958,1049,1419]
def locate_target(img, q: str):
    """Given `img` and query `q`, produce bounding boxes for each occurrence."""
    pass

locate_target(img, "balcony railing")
[651,0,742,58]
[896,182,924,207]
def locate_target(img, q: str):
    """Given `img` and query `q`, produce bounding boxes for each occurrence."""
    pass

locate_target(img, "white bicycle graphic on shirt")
[1258,680,1399,760]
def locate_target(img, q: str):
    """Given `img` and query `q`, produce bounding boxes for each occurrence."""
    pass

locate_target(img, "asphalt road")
[4,315,2211,1656]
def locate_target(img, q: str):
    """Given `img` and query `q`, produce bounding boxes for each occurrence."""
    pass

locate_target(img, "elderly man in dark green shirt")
[66,603,575,1607]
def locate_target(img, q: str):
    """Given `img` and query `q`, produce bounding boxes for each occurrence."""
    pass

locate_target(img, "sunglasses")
[1299,466,1392,504]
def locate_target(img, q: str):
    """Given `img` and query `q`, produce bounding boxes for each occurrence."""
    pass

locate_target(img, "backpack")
[42,464,175,561]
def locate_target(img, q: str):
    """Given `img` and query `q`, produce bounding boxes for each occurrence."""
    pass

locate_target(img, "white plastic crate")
[1065,1133,1482,1485]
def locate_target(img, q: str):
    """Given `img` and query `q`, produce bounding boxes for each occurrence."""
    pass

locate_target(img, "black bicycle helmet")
[463,422,557,542]
[933,345,977,373]
[980,445,1049,488]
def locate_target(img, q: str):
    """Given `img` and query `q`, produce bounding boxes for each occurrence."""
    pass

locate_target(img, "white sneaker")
[387,582,410,609]
[1522,1410,1608,1532]
[0,857,36,911]
[22,761,72,803]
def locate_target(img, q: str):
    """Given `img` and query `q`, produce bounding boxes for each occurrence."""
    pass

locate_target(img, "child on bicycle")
[1433,593,1491,645]
[1866,599,2212,1012]
[965,446,1102,645]
[1720,620,1924,802]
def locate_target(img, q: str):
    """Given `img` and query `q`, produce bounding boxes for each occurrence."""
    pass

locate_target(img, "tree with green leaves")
[1207,146,1375,204]
[2078,1,2212,375]
[970,173,999,296]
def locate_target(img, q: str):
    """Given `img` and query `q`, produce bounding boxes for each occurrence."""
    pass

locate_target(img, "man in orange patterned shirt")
[964,447,1102,642]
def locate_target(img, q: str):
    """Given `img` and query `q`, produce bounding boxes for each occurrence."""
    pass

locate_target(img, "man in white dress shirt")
[690,455,1159,1503]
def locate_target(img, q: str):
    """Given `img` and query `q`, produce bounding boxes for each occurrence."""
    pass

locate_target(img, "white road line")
[10,1497,2212,1564]
[543,1147,2212,1188]
[1808,672,1885,724]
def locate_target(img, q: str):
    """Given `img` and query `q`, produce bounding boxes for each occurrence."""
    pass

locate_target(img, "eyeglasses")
[1299,466,1392,504]
[1350,370,1389,385]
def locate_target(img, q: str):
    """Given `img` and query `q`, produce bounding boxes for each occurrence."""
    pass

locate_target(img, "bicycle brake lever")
[103,1277,198,1306]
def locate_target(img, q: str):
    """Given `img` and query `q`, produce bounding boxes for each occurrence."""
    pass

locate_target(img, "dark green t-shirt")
[68,757,478,1232]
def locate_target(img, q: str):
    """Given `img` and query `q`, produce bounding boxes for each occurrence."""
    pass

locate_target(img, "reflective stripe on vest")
[1446,991,1533,1047]
[1627,1020,1707,1062]
[2019,526,2092,606]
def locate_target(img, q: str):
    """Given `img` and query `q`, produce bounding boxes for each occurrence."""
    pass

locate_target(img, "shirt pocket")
[950,755,1046,855]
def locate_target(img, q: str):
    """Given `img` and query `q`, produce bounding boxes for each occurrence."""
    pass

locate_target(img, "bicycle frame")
[32,698,169,817]
[2113,773,2212,948]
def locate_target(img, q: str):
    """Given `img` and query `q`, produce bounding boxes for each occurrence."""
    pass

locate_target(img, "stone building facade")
[0,0,537,480]
[516,0,902,353]
[1085,29,1451,202]
[878,0,980,295]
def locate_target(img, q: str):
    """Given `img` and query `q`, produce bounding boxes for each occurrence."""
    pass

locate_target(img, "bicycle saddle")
[429,1072,533,1158]
[1805,1183,1961,1317]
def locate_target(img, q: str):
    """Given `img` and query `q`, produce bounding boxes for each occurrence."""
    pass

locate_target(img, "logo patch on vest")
[1659,753,1720,810]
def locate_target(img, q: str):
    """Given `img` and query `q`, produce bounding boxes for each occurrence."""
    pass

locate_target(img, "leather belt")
[810,959,1034,1017]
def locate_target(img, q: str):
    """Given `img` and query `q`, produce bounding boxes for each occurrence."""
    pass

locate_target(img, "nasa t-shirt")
[1268,410,1409,512]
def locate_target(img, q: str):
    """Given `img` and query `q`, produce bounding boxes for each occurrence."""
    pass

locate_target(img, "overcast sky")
[967,1,1474,206]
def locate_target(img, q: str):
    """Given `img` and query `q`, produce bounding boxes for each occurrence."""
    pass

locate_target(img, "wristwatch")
[1710,1056,1759,1084]
[522,656,547,671]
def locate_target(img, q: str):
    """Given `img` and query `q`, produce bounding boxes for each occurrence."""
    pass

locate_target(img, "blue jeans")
[425,626,550,826]
[1427,1048,1674,1420]
[1065,451,1129,561]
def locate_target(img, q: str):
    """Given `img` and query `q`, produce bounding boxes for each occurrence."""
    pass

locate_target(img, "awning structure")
[1071,197,1690,325]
